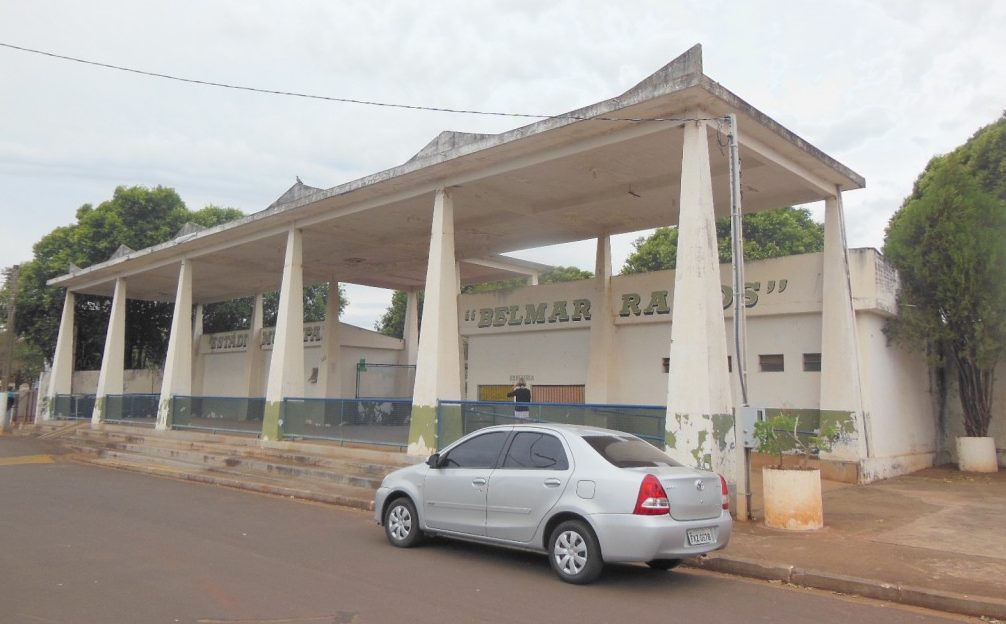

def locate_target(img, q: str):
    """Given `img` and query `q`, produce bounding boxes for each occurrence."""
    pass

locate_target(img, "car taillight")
[634,474,670,515]
[719,474,730,511]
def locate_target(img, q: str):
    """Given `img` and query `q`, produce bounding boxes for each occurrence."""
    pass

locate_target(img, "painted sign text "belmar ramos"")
[465,281,788,329]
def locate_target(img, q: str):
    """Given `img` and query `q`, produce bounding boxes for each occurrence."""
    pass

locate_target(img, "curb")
[686,554,1006,620]
[70,455,376,512]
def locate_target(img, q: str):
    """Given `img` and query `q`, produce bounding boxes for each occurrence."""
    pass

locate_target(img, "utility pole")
[3,265,20,391]
[727,115,753,521]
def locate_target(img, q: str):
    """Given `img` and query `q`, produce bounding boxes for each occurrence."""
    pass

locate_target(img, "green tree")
[202,283,346,334]
[375,265,593,338]
[621,206,825,273]
[884,114,1006,438]
[13,186,246,372]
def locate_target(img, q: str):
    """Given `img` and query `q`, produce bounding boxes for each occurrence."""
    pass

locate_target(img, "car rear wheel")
[384,497,423,548]
[646,558,682,571]
[548,520,603,584]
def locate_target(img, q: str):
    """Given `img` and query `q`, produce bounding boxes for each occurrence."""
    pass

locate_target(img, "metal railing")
[282,397,411,449]
[170,396,265,435]
[51,394,96,420]
[103,394,159,426]
[437,400,666,449]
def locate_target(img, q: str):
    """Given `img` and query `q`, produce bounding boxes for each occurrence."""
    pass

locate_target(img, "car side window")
[443,432,508,469]
[502,432,569,470]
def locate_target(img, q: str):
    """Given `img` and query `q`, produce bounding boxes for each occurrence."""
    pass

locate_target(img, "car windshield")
[582,435,682,468]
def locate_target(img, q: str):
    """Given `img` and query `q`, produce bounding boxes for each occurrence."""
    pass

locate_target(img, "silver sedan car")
[374,423,732,584]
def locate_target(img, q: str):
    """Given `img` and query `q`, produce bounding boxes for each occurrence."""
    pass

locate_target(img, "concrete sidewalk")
[690,466,1006,619]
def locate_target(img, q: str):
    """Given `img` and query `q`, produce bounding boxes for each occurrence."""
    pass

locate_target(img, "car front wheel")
[384,497,423,548]
[548,520,603,584]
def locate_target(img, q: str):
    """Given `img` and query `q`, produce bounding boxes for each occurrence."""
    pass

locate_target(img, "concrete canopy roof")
[50,44,864,304]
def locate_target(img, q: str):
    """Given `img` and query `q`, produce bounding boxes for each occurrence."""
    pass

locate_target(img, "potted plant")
[754,412,840,531]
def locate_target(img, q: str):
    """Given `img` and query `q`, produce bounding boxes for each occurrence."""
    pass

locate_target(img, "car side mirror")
[426,453,441,469]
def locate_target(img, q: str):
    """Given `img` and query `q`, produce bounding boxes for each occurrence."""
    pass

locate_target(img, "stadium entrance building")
[44,45,958,498]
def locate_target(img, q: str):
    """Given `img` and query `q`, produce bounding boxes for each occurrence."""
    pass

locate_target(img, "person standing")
[506,379,531,420]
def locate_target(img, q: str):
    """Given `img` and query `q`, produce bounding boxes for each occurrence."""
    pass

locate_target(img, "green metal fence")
[52,394,95,420]
[170,396,265,435]
[437,400,666,449]
[282,398,411,449]
[103,394,159,426]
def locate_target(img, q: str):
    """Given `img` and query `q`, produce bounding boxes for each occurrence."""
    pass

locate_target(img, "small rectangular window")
[661,357,670,374]
[727,356,732,373]
[759,354,785,372]
[803,353,822,372]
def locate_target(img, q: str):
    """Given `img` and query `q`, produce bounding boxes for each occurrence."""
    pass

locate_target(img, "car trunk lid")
[633,467,724,521]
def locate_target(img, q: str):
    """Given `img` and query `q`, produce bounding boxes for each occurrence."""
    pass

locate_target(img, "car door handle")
[544,478,562,487]
[472,478,487,486]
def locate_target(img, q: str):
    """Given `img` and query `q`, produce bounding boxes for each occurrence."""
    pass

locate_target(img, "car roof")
[475,422,636,438]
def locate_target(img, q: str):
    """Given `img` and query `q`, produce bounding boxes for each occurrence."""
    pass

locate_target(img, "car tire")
[548,520,604,584]
[646,558,682,571]
[384,497,423,548]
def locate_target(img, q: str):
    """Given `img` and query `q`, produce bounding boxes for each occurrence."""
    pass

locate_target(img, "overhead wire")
[0,41,727,125]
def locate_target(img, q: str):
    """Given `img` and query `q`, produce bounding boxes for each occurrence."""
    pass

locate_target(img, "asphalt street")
[0,436,974,624]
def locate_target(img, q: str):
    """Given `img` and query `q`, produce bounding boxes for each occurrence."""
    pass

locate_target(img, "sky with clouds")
[2,0,1004,329]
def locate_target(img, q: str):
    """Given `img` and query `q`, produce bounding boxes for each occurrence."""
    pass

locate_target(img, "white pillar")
[398,289,420,400]
[191,303,205,397]
[820,192,869,464]
[319,282,342,397]
[44,290,76,420]
[157,260,194,430]
[408,188,462,454]
[93,278,127,425]
[666,119,734,474]
[403,290,420,367]
[262,228,305,440]
[242,294,265,398]
[585,236,615,404]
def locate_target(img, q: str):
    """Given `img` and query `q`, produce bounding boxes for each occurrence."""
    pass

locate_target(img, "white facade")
[461,249,942,482]
[67,321,405,400]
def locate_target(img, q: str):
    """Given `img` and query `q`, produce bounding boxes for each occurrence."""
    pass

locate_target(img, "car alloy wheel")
[548,520,603,584]
[384,498,423,548]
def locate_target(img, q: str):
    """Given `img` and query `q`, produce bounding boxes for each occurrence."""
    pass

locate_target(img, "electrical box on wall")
[736,407,766,449]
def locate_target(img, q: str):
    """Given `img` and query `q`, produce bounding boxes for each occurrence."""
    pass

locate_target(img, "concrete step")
[69,428,415,482]
[70,438,385,490]
[66,444,377,511]
[73,424,418,467]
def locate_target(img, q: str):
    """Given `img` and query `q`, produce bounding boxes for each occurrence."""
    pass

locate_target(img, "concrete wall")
[461,249,946,481]
[71,321,404,399]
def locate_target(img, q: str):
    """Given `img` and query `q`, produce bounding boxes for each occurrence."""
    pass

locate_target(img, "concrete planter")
[762,467,823,531]
[957,437,998,473]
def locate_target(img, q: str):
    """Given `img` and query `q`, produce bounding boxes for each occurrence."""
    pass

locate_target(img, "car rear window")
[582,435,682,468]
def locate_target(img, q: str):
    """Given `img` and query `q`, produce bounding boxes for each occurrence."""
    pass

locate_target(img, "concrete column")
[92,277,127,425]
[398,289,420,398]
[820,192,869,463]
[156,260,194,431]
[191,304,205,397]
[585,236,615,404]
[262,228,305,440]
[403,290,420,367]
[408,188,462,454]
[665,119,734,475]
[319,282,342,397]
[44,290,76,420]
[242,294,265,398]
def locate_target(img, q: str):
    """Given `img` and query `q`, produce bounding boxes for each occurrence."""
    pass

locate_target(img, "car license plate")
[687,527,715,546]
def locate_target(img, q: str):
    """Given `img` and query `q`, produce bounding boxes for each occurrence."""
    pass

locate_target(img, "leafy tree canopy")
[375,265,594,338]
[884,113,1006,437]
[621,206,824,274]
